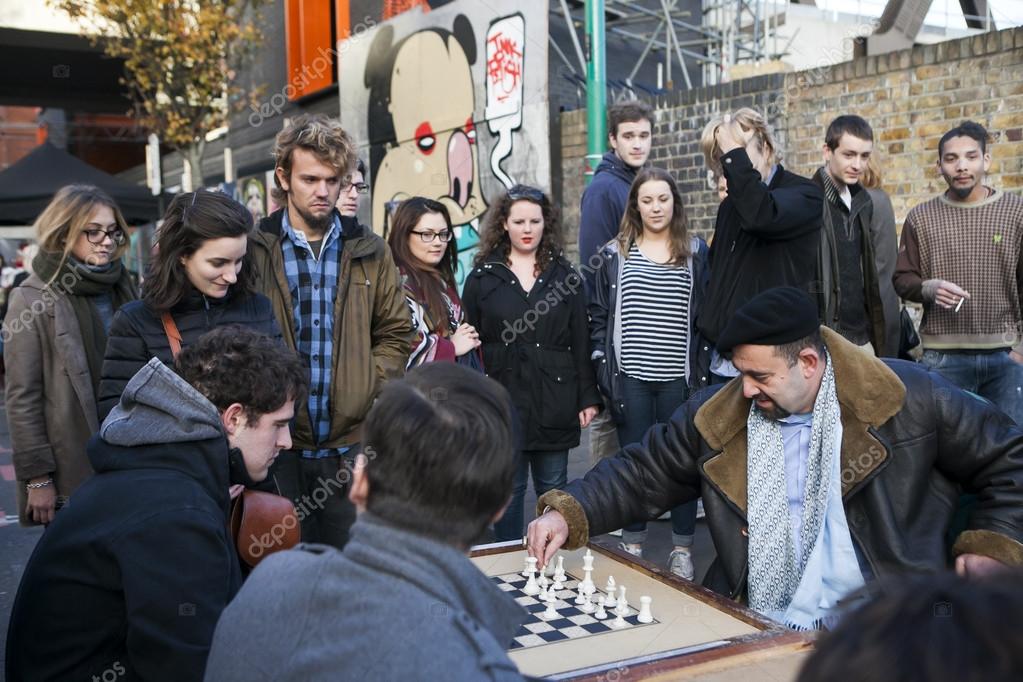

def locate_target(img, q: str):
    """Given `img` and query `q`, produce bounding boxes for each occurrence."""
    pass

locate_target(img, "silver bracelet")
[26,478,54,490]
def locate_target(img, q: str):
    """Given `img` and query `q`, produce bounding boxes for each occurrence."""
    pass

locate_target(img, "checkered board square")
[491,570,658,650]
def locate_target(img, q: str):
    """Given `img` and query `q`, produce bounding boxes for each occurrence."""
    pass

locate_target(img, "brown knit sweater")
[894,188,1023,353]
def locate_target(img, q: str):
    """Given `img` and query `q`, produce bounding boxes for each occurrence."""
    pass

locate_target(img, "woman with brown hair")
[3,185,138,525]
[589,167,709,578]
[98,189,280,418]
[386,197,480,368]
[462,185,601,542]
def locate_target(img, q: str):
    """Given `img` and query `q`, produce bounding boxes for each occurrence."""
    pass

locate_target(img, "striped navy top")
[619,243,691,381]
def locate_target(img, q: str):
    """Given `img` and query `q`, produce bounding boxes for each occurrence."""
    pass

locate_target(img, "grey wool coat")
[4,275,105,525]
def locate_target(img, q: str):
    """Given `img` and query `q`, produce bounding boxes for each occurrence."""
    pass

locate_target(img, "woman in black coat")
[98,190,281,419]
[462,185,601,542]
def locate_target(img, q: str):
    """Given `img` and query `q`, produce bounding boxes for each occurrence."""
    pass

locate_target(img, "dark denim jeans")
[617,373,696,546]
[920,349,1023,425]
[493,449,569,542]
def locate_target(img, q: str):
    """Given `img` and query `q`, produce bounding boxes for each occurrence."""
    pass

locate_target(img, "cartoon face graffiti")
[365,15,487,238]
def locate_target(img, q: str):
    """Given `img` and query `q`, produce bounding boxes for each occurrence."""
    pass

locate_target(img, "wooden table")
[470,541,814,680]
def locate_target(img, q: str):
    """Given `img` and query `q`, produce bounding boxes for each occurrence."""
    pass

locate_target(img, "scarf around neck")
[33,249,137,392]
[745,352,863,628]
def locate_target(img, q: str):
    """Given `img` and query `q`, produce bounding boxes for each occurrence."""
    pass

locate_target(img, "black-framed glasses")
[84,228,127,245]
[411,230,453,243]
[342,182,369,194]
[507,185,544,202]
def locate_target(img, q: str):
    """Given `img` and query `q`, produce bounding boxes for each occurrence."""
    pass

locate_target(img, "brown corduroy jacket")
[249,209,411,451]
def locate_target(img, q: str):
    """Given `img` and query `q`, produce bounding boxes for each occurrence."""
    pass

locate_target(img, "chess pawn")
[615,585,629,616]
[574,586,586,605]
[523,556,537,578]
[611,611,628,629]
[552,574,564,591]
[543,599,559,620]
[637,595,653,624]
[538,582,550,602]
[523,568,540,596]
[538,572,549,591]
[594,595,608,620]
[580,592,595,614]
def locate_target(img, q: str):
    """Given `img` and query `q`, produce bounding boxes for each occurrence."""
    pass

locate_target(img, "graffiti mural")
[339,0,550,288]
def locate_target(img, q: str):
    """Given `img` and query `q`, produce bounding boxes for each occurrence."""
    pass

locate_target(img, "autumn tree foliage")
[53,0,265,187]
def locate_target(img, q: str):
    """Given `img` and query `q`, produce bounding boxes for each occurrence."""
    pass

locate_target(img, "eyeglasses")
[507,186,544,202]
[342,182,369,194]
[411,230,453,243]
[84,228,127,245]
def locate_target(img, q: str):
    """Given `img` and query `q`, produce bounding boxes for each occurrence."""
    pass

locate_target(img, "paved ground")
[0,386,714,674]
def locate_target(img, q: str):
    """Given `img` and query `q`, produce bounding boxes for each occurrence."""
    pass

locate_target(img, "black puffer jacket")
[539,328,1023,600]
[462,255,602,451]
[98,286,281,419]
[696,148,823,353]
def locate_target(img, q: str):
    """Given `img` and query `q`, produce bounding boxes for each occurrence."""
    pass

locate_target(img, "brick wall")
[558,26,1023,261]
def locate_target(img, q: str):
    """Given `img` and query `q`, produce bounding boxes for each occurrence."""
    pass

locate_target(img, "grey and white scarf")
[746,352,841,617]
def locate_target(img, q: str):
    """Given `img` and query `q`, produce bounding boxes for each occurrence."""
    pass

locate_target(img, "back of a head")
[797,571,1023,682]
[175,325,307,424]
[362,363,516,548]
[700,107,776,174]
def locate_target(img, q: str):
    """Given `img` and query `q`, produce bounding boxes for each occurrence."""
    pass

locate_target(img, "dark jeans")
[920,349,1023,425]
[617,373,696,546]
[270,451,357,550]
[493,449,568,542]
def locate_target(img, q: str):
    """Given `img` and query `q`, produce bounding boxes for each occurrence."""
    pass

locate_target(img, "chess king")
[205,363,528,681]
[527,287,1023,629]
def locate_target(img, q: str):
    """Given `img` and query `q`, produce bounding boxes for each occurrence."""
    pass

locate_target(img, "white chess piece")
[604,586,618,609]
[580,566,595,596]
[612,611,628,629]
[538,582,550,602]
[554,556,567,582]
[522,555,535,577]
[594,595,608,620]
[582,548,594,571]
[580,591,595,614]
[615,585,629,616]
[543,599,559,620]
[604,575,616,595]
[552,573,564,591]
[574,585,586,605]
[637,595,653,624]
[538,572,549,590]
[523,567,540,596]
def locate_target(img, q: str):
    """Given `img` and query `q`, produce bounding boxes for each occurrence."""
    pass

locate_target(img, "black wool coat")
[462,255,602,451]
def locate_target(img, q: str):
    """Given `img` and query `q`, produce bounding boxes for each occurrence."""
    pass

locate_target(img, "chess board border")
[471,540,814,681]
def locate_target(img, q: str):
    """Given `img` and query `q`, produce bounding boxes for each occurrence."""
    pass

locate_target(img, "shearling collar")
[694,327,907,517]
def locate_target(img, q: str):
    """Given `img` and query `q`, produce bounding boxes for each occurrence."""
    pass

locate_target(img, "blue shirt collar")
[281,208,341,252]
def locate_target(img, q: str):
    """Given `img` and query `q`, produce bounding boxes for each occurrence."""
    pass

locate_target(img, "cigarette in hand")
[954,297,964,313]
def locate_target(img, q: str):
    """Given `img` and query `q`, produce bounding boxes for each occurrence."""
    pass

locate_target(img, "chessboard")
[491,569,658,650]
[471,543,814,681]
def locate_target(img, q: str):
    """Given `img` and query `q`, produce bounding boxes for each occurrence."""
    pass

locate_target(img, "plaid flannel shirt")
[280,210,347,459]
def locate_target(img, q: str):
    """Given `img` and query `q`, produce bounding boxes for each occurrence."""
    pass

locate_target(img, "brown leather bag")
[230,489,301,568]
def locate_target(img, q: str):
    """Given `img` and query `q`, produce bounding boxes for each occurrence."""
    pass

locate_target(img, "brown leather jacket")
[249,209,411,451]
[540,328,1023,600]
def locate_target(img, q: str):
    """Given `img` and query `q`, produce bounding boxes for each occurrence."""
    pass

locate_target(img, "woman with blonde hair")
[3,184,138,525]
[589,167,709,578]
[694,107,823,383]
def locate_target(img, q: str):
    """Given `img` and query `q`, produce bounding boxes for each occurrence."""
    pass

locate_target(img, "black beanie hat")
[716,286,819,355]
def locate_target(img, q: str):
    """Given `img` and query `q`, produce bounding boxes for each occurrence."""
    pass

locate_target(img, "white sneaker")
[608,528,623,537]
[618,542,643,557]
[668,548,695,580]
[696,499,705,519]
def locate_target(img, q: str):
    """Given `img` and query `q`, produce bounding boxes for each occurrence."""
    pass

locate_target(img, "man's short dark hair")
[355,158,366,176]
[775,328,826,367]
[175,326,308,425]
[362,363,516,548]
[797,571,1023,682]
[938,120,989,157]
[825,115,873,150]
[608,100,655,138]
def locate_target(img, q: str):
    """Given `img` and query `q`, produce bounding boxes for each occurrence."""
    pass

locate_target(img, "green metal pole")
[584,0,607,186]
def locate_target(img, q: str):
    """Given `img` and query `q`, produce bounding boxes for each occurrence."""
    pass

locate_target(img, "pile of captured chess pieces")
[522,549,654,627]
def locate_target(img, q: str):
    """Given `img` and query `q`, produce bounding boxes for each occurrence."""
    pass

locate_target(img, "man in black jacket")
[696,108,823,387]
[527,288,1023,629]
[5,328,307,682]
[814,115,898,356]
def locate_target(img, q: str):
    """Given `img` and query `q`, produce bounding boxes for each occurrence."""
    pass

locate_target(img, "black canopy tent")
[0,142,161,227]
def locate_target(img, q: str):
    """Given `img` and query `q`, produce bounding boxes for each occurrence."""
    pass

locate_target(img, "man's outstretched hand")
[526,510,569,570]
